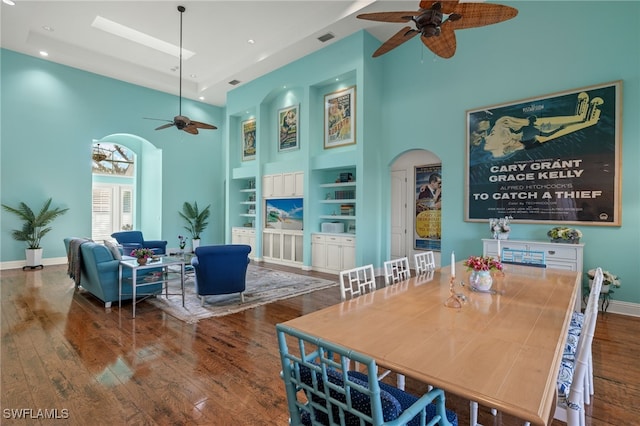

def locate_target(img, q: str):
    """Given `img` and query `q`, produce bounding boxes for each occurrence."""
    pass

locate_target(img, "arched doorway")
[390,149,442,268]
[91,134,163,241]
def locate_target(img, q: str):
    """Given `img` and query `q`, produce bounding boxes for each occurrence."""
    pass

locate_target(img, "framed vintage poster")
[324,86,355,149]
[241,118,256,161]
[465,81,622,226]
[415,164,442,250]
[278,105,299,152]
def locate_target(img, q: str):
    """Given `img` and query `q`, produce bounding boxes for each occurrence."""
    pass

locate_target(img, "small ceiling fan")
[146,6,216,135]
[357,1,518,59]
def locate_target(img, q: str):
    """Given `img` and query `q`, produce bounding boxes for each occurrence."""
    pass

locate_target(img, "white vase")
[191,238,200,253]
[497,232,510,240]
[469,270,493,291]
[589,279,611,293]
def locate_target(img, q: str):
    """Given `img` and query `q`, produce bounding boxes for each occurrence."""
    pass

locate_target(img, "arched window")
[91,143,136,241]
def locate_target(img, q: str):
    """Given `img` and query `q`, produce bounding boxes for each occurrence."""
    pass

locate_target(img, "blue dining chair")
[276,323,459,426]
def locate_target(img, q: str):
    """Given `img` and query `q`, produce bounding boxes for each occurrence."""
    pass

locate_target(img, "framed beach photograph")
[465,81,622,226]
[324,86,355,149]
[241,118,256,161]
[278,105,299,152]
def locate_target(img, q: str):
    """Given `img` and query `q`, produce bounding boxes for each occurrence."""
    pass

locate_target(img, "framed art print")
[324,86,355,149]
[278,105,299,152]
[415,164,442,251]
[465,81,622,226]
[242,118,256,161]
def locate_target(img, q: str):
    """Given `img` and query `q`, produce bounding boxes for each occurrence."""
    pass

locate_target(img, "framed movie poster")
[278,105,299,152]
[415,164,442,251]
[324,86,355,149]
[465,81,622,226]
[242,118,256,161]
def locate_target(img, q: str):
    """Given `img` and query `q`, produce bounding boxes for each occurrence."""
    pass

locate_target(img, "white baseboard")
[1,256,67,271]
[607,300,640,317]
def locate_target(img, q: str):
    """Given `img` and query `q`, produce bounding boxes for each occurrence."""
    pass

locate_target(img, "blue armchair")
[111,231,167,255]
[191,245,251,306]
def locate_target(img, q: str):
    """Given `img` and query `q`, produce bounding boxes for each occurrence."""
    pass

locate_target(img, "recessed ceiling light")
[190,74,197,78]
[2,0,16,6]
[198,96,205,100]
[42,26,54,32]
[247,39,255,45]
[39,51,49,57]
[92,15,195,59]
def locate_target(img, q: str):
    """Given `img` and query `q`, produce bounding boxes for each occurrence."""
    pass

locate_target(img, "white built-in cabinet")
[262,172,303,198]
[311,233,356,274]
[231,227,256,259]
[263,229,303,266]
[482,238,584,311]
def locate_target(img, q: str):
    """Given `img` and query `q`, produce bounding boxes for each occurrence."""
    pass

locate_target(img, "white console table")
[482,238,584,311]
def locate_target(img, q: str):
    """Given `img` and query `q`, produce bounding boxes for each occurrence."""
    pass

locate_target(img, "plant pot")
[550,238,580,244]
[469,270,493,291]
[25,248,43,267]
[192,238,201,253]
[589,279,611,293]
[137,258,148,265]
[497,232,510,240]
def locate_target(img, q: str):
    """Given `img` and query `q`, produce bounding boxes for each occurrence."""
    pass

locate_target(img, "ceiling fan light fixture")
[92,144,108,162]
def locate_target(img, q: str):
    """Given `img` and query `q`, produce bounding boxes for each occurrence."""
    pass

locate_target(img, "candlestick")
[451,251,455,277]
[497,239,501,259]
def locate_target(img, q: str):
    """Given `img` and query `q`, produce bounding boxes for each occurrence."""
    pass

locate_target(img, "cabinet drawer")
[312,234,326,243]
[544,246,578,261]
[546,261,577,271]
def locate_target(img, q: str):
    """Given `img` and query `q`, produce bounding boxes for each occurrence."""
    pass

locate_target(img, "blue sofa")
[191,245,251,306]
[64,238,162,308]
[111,231,167,255]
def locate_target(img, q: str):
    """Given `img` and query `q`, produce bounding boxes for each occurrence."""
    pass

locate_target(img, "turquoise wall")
[223,1,639,305]
[1,49,226,262]
[1,1,638,306]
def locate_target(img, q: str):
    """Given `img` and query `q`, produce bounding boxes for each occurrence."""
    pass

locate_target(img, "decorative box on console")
[321,222,345,233]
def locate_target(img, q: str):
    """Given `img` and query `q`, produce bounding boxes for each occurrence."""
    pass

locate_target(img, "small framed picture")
[278,105,299,152]
[324,86,356,149]
[241,118,256,161]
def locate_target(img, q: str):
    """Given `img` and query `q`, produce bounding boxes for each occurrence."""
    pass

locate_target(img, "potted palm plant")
[2,198,69,268]
[179,201,210,252]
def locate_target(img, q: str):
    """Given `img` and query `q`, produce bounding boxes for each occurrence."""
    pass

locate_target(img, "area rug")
[146,264,337,323]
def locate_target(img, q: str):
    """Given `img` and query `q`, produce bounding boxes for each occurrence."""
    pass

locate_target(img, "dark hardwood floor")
[1,263,638,425]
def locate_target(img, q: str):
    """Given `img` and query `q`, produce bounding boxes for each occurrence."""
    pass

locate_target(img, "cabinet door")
[273,174,284,197]
[312,236,327,268]
[295,171,304,196]
[262,175,274,198]
[262,232,273,259]
[231,230,241,245]
[342,243,356,270]
[283,173,296,196]
[326,237,343,271]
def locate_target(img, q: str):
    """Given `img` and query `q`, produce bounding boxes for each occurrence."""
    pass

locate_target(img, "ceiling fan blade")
[373,26,420,57]
[155,123,175,130]
[183,125,199,135]
[190,120,217,130]
[448,3,518,30]
[419,1,459,15]
[421,25,457,58]
[144,117,172,122]
[357,11,418,23]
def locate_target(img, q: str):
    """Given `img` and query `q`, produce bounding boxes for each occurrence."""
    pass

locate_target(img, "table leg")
[181,262,185,307]
[118,264,123,310]
[132,268,137,318]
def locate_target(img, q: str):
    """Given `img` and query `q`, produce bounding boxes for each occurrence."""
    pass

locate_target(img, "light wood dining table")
[281,262,580,426]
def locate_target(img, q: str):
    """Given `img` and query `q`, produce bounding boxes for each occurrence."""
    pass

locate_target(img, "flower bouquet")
[130,248,155,264]
[547,227,582,244]
[464,255,503,272]
[178,235,188,251]
[489,216,512,240]
[588,268,620,293]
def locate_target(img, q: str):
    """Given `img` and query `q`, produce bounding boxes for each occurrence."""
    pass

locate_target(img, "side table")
[583,287,613,312]
[119,256,186,318]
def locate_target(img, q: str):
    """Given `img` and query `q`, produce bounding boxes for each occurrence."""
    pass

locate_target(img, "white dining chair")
[339,264,376,301]
[383,257,411,286]
[414,251,436,275]
[554,267,603,426]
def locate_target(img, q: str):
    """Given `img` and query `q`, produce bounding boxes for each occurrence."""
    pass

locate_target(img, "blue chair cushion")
[297,364,401,425]
[557,358,575,398]
[349,371,459,426]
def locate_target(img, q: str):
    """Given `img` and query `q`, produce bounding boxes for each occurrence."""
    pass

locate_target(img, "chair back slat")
[414,251,436,275]
[383,257,411,286]
[276,323,457,426]
[339,264,376,301]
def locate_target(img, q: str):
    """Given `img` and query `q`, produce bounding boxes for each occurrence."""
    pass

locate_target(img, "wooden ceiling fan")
[357,0,518,58]
[146,6,217,135]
